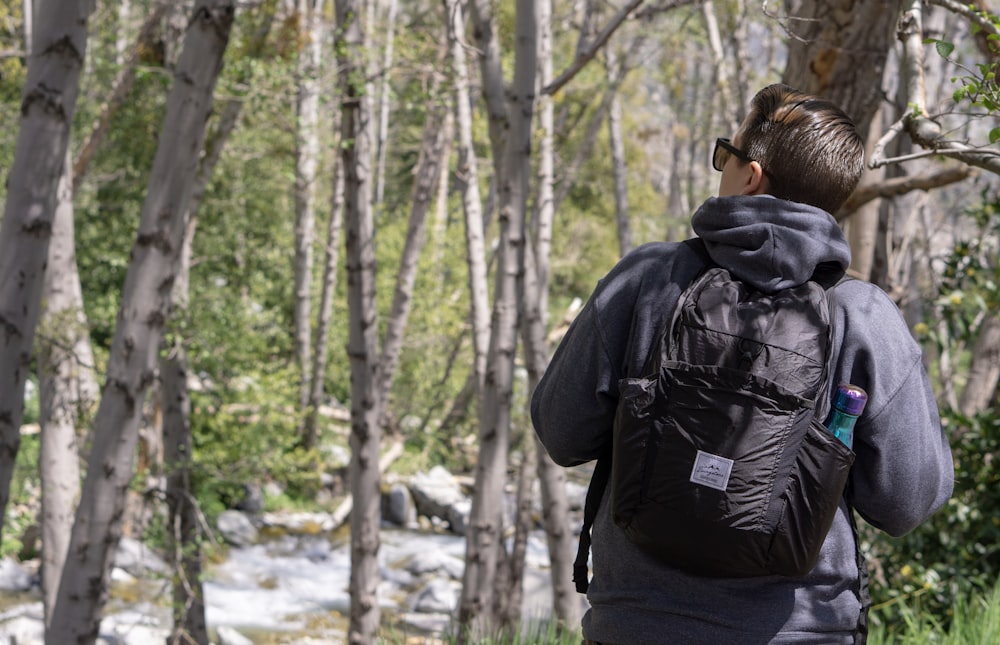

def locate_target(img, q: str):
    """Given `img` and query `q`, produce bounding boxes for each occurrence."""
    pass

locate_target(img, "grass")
[869,580,1000,644]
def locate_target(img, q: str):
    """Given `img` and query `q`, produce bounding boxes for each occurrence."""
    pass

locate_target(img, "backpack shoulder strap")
[573,456,610,593]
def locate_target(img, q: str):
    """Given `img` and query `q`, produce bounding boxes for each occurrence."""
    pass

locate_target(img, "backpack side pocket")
[611,376,658,529]
[768,418,855,575]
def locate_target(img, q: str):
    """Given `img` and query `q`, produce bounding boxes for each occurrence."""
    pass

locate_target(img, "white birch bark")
[37,148,98,628]
[334,0,382,641]
[468,0,508,177]
[605,45,632,257]
[459,0,536,636]
[448,0,491,388]
[116,0,131,65]
[0,0,92,543]
[374,0,398,205]
[294,0,322,416]
[22,0,32,55]
[701,0,737,132]
[47,3,235,641]
[522,0,581,626]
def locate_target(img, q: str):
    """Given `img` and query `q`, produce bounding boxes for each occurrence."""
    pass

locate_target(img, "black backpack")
[574,239,858,586]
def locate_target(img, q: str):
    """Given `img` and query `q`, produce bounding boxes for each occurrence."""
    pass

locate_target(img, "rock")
[18,524,40,560]
[410,578,459,614]
[405,550,464,580]
[0,558,34,592]
[234,482,265,513]
[409,466,469,532]
[0,604,43,644]
[216,625,255,645]
[114,537,169,577]
[217,510,260,547]
[259,511,335,534]
[383,482,418,527]
[446,498,471,536]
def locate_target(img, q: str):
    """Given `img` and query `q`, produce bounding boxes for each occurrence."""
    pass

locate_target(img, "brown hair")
[736,83,865,214]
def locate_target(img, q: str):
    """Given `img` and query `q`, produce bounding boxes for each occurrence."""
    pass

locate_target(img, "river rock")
[409,466,469,532]
[217,509,259,547]
[0,558,34,592]
[383,482,418,527]
[410,578,459,613]
[114,537,169,577]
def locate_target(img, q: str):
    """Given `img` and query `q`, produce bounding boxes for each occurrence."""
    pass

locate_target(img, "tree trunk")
[605,46,632,257]
[378,81,451,419]
[115,0,131,64]
[22,0,33,55]
[440,0,491,446]
[459,0,536,638]
[37,149,98,628]
[468,0,508,178]
[960,314,1000,418]
[701,0,737,132]
[47,3,235,641]
[496,447,535,629]
[162,343,209,645]
[160,73,247,645]
[374,0,398,205]
[526,0,581,627]
[304,145,345,446]
[335,0,382,641]
[294,0,322,421]
[0,0,92,544]
[782,0,900,275]
[782,0,901,137]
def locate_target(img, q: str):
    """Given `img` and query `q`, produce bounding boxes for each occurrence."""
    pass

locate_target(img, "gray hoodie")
[531,195,954,644]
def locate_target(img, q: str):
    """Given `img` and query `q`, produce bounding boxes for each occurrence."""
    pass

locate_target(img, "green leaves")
[928,37,956,58]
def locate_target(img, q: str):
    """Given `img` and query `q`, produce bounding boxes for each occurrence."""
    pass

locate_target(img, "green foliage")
[926,26,1000,112]
[188,363,321,519]
[869,579,1000,644]
[1,432,40,560]
[866,191,1000,631]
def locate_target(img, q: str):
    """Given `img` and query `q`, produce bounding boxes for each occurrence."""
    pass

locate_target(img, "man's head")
[715,83,865,214]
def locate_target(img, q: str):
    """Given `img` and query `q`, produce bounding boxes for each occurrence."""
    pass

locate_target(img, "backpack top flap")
[662,267,833,402]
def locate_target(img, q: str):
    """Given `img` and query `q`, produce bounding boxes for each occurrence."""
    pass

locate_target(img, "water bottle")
[826,384,868,449]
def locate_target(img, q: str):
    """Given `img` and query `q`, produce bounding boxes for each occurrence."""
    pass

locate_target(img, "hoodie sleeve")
[834,280,954,537]
[530,242,692,467]
[530,300,620,467]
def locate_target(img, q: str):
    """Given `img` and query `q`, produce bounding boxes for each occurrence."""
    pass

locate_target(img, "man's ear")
[742,161,769,196]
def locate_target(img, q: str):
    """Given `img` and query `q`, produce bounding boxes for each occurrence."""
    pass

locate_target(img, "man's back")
[531,195,954,644]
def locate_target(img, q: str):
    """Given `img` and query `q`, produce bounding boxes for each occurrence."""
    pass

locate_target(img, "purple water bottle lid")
[833,384,868,416]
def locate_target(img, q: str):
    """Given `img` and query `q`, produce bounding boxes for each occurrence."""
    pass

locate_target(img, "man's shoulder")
[596,240,694,292]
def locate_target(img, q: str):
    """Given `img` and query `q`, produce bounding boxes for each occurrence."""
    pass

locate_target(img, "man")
[530,84,954,644]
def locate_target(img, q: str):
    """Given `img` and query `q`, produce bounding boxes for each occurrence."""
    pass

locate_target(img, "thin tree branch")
[928,0,1000,38]
[544,0,650,96]
[886,0,1000,176]
[73,2,170,191]
[839,165,974,216]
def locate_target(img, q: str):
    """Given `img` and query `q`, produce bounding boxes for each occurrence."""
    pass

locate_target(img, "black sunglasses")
[712,137,754,172]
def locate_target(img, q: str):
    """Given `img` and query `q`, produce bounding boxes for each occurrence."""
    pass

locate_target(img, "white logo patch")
[690,450,734,491]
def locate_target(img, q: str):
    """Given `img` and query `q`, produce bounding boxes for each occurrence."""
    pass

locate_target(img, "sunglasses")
[712,137,754,172]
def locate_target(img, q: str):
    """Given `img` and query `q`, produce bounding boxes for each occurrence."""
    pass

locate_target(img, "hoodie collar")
[691,195,851,292]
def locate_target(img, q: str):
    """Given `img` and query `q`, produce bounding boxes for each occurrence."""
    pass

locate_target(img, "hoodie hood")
[691,195,851,292]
